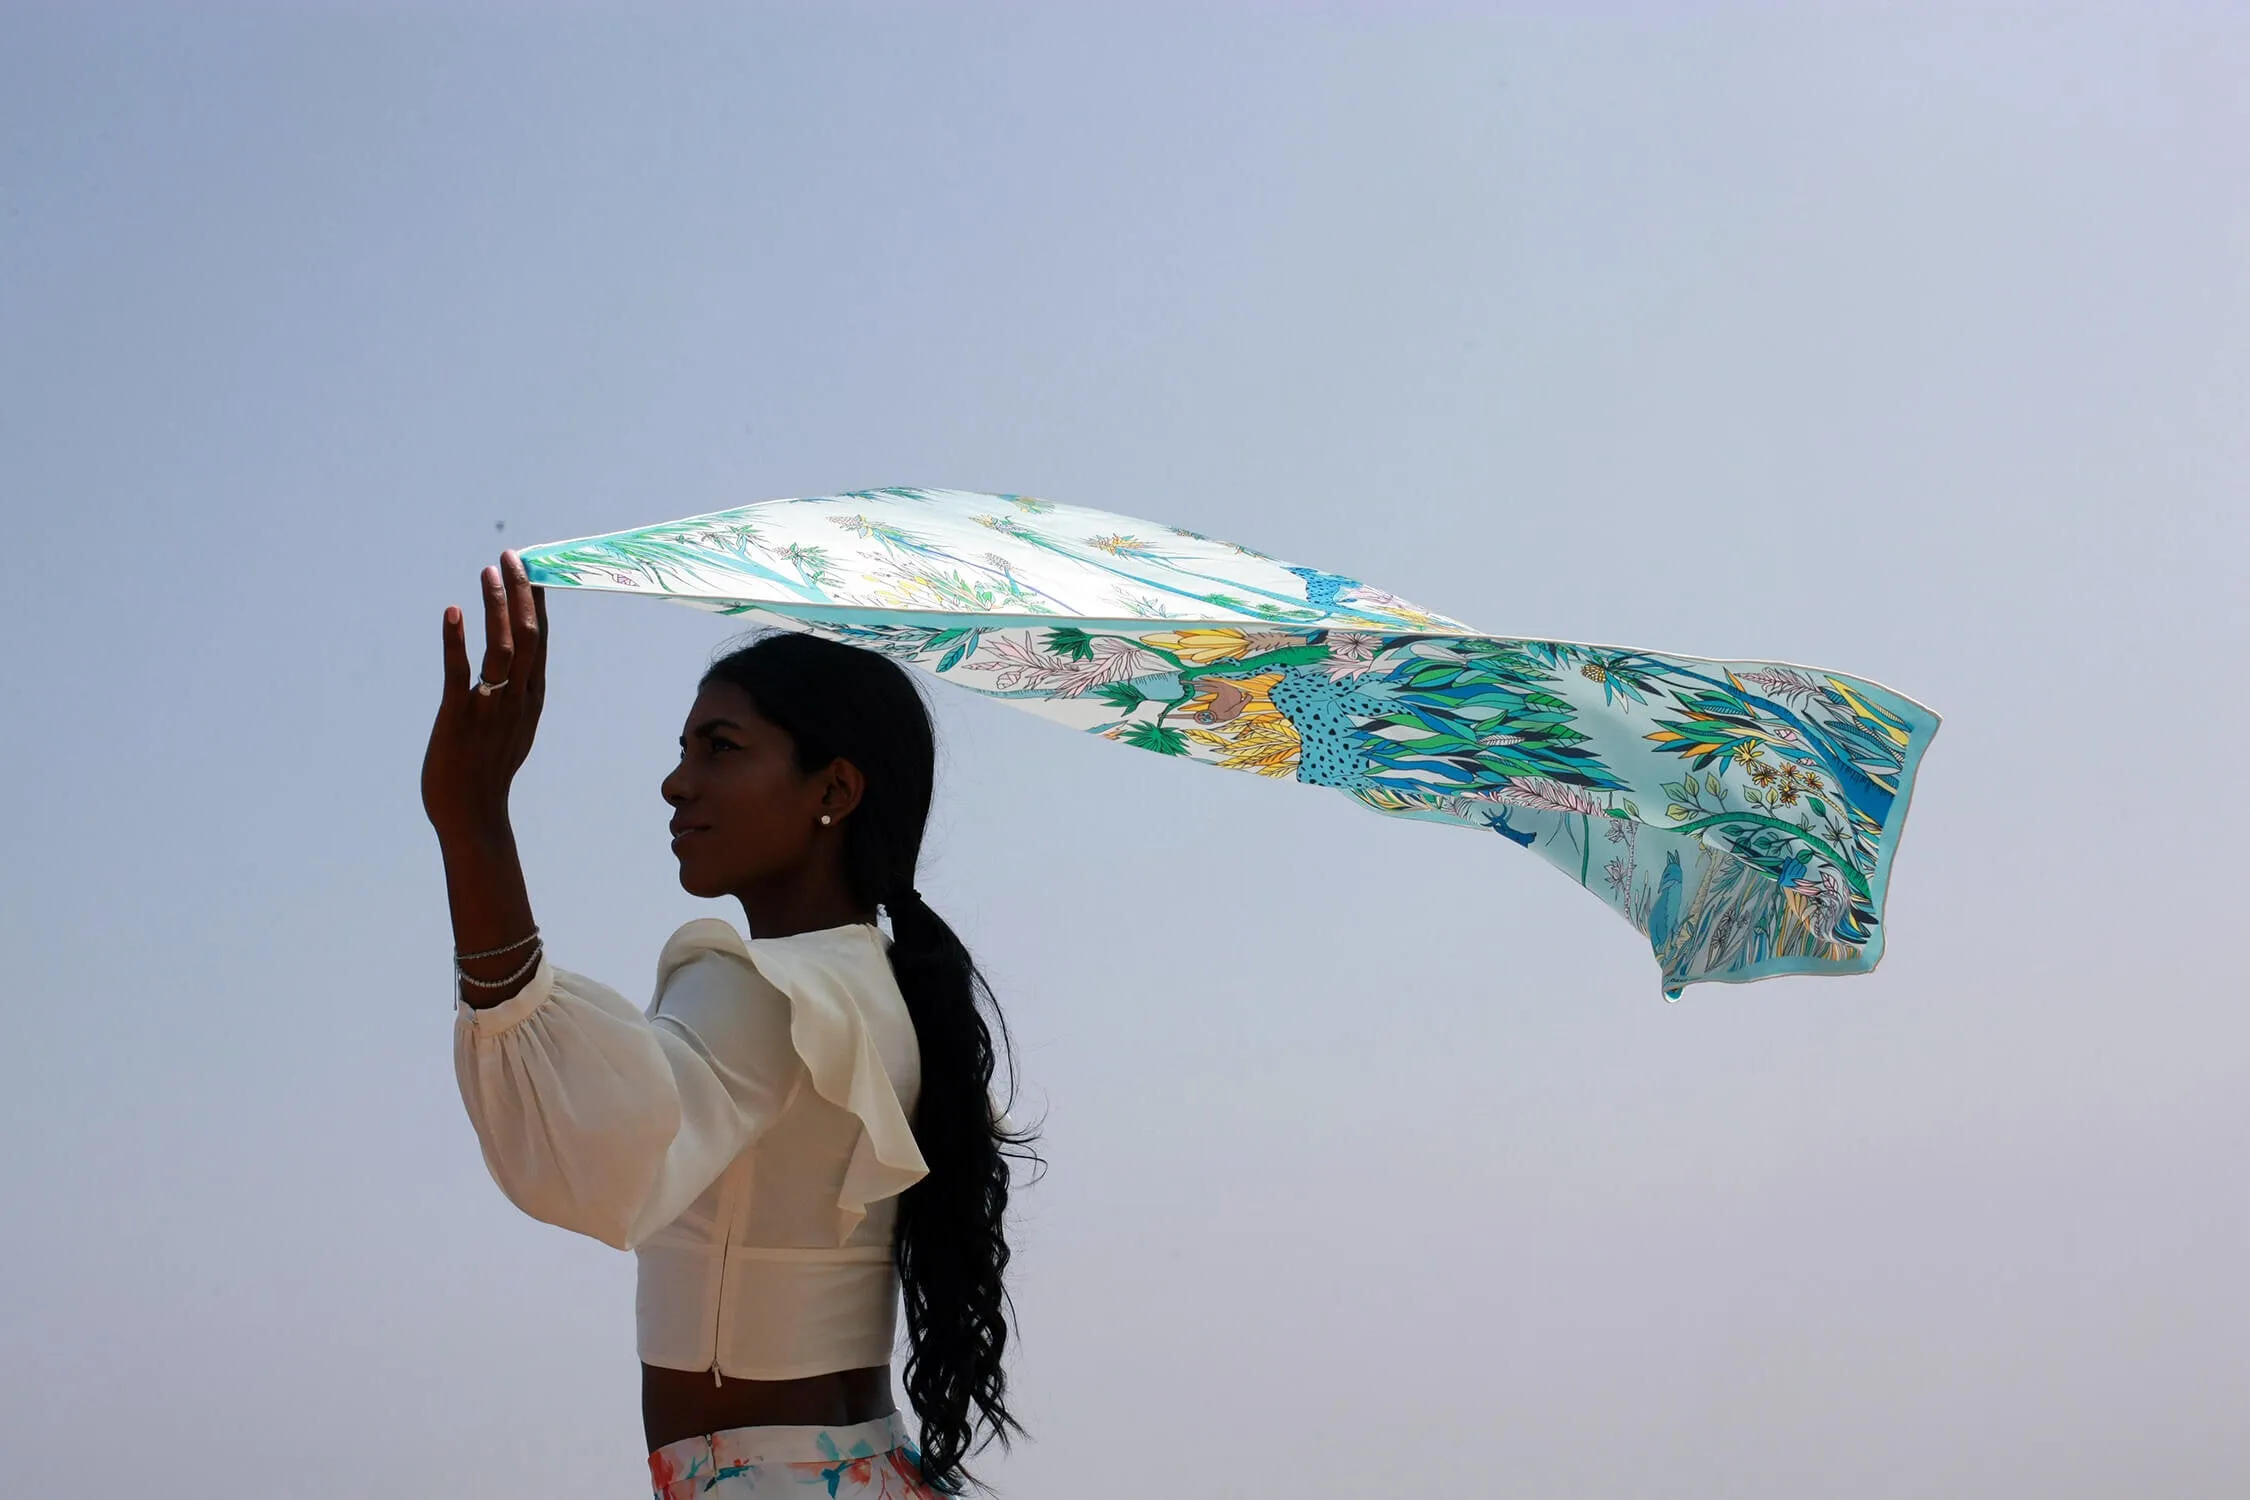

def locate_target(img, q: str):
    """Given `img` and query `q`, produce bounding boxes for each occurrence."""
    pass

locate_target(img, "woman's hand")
[422,551,549,845]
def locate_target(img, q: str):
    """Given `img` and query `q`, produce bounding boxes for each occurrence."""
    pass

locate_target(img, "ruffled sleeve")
[451,919,928,1251]
[662,919,929,1242]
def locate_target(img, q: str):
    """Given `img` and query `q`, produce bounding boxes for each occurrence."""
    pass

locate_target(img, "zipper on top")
[709,1159,743,1387]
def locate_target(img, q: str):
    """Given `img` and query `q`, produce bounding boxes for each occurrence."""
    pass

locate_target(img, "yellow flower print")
[1141,628,1305,665]
[1186,713,1302,777]
[1141,628,1257,664]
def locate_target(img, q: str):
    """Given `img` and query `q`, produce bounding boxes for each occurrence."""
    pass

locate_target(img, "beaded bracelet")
[456,927,541,963]
[455,942,544,991]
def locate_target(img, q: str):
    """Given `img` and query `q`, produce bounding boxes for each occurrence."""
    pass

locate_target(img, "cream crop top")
[453,918,928,1381]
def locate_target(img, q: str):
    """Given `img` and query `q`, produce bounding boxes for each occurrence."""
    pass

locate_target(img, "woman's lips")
[669,825,712,850]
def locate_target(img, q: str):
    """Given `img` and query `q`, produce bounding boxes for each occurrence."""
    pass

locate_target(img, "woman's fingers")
[478,563,516,689]
[527,582,550,706]
[502,551,540,699]
[442,604,472,700]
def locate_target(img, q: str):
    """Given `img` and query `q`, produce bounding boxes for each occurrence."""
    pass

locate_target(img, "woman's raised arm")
[420,550,549,1007]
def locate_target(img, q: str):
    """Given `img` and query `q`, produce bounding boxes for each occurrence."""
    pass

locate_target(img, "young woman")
[421,552,1031,1496]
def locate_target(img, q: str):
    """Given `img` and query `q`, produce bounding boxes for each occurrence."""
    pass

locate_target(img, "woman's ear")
[820,757,867,821]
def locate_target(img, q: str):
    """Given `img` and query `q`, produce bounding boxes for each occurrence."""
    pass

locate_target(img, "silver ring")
[474,676,509,697]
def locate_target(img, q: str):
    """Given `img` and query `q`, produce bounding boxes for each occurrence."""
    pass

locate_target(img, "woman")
[421,552,1031,1496]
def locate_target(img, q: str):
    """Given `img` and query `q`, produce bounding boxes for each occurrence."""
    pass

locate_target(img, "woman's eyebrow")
[683,717,745,744]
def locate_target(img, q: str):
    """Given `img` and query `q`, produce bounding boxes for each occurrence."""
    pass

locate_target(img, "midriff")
[642,1361,896,1452]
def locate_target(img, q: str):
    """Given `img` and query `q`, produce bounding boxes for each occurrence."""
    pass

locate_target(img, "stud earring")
[820,814,832,826]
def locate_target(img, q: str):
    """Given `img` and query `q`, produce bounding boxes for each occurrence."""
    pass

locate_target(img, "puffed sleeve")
[452,943,801,1251]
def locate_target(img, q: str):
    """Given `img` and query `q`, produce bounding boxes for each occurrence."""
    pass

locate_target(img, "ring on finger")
[475,676,510,697]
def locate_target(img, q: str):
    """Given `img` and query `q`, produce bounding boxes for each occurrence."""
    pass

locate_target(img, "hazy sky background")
[3,5,2244,1496]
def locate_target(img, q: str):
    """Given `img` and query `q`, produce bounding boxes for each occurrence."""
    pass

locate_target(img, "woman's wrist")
[455,936,546,1008]
[436,810,539,1007]
[435,810,518,861]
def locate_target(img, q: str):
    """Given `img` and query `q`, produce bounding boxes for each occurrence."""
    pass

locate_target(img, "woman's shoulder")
[653,918,892,1004]
[648,921,785,1045]
[655,917,755,986]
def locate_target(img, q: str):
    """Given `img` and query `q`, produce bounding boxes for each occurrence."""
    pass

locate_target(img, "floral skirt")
[649,1411,933,1499]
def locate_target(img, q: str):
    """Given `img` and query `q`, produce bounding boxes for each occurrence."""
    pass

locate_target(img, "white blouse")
[453,918,928,1381]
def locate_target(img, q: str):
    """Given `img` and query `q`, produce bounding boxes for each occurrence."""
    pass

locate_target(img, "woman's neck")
[733,881,876,940]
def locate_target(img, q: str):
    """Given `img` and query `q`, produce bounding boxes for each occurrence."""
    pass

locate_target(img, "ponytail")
[883,888,1035,1491]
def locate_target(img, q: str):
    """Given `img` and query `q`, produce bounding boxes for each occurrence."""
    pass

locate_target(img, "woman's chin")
[673,863,731,901]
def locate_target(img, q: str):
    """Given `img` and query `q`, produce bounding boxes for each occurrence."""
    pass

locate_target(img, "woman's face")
[660,680,861,900]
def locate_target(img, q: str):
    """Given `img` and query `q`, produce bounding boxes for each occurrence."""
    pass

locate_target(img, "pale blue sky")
[2,6,2244,1496]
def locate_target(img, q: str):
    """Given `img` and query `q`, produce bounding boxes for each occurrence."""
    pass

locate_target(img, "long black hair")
[702,629,1034,1493]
